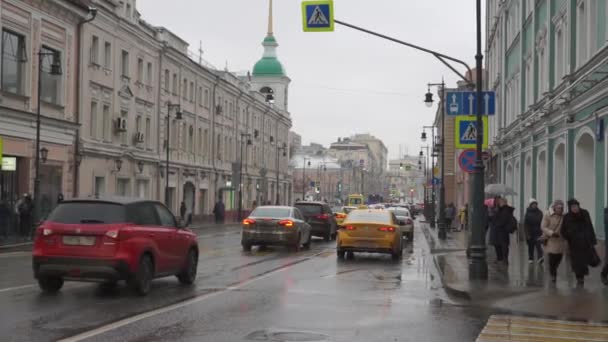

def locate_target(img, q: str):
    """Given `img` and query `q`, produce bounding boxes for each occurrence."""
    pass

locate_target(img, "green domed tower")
[251,0,291,111]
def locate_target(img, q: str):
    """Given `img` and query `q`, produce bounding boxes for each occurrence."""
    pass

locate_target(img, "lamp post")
[470,0,488,279]
[238,133,252,221]
[425,79,448,240]
[165,103,182,207]
[302,157,311,200]
[419,147,430,222]
[33,49,62,234]
[421,126,436,228]
[275,142,287,205]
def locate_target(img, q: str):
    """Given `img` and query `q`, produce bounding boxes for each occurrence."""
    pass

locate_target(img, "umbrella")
[485,184,517,197]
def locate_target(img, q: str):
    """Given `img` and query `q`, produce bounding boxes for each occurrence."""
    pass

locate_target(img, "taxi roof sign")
[302,0,334,32]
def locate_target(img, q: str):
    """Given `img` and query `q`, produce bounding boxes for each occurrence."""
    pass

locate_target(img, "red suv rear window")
[46,202,126,224]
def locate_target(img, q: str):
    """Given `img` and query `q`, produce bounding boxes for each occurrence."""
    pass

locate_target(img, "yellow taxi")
[336,209,403,260]
[333,206,357,226]
[346,194,367,209]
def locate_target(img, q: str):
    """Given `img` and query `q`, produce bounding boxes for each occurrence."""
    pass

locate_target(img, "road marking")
[0,284,35,293]
[57,251,325,342]
[477,315,608,342]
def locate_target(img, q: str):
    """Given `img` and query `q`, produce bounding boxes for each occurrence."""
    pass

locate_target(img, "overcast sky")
[138,0,484,159]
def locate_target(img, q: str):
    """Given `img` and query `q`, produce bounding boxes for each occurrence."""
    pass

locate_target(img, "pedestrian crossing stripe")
[308,6,329,25]
[477,315,608,342]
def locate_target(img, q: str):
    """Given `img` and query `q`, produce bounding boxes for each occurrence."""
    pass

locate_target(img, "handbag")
[589,247,601,268]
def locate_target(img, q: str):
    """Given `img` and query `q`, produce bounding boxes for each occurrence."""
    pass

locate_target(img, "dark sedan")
[241,206,312,252]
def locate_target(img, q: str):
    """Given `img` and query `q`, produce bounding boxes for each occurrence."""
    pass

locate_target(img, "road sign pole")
[469,0,488,280]
[437,80,447,240]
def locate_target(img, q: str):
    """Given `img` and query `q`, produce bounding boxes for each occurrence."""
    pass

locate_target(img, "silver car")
[241,206,312,252]
[388,207,414,241]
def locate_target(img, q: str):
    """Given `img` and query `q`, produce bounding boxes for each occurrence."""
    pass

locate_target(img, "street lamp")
[424,87,434,108]
[425,79,447,240]
[33,49,62,232]
[421,126,436,229]
[302,157,311,200]
[40,147,49,164]
[275,142,287,205]
[165,103,182,207]
[237,132,253,222]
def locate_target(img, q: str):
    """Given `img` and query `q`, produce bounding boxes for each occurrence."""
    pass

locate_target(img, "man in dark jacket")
[180,202,187,220]
[490,197,516,264]
[17,194,33,237]
[602,207,608,285]
[213,197,225,224]
[561,198,597,286]
[524,199,544,264]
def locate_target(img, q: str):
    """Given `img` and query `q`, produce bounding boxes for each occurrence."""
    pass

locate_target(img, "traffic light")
[399,163,403,170]
[337,182,342,192]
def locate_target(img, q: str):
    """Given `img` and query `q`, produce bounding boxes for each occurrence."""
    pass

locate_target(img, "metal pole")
[33,51,43,237]
[438,80,447,240]
[165,105,170,207]
[238,138,244,221]
[430,128,436,229]
[469,0,488,279]
[302,157,306,200]
[275,145,280,205]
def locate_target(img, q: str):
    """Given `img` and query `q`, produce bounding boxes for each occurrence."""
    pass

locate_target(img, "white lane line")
[0,251,30,258]
[58,251,324,342]
[0,284,35,293]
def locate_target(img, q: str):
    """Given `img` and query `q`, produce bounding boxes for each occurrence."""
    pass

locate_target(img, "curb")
[421,224,472,301]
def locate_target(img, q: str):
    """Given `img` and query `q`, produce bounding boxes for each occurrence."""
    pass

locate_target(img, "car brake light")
[42,228,53,236]
[279,220,294,228]
[344,226,356,231]
[378,227,396,232]
[105,230,119,239]
[335,213,346,219]
[315,214,329,220]
[243,218,256,225]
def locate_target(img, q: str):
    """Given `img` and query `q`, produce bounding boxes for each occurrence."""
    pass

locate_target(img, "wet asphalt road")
[0,224,497,342]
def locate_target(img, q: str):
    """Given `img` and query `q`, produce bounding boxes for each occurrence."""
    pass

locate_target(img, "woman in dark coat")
[490,198,515,263]
[524,199,544,263]
[561,198,597,286]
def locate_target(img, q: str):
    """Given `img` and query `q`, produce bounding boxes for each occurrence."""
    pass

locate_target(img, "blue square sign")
[302,1,334,32]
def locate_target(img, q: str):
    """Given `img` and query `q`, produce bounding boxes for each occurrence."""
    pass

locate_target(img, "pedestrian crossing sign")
[455,116,488,149]
[302,0,334,32]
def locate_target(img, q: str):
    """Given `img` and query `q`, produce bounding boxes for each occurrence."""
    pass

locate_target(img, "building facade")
[0,0,90,219]
[486,0,608,239]
[76,0,292,218]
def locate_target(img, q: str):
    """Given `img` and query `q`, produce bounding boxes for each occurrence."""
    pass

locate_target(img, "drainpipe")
[211,76,220,200]
[73,7,98,198]
[156,43,167,202]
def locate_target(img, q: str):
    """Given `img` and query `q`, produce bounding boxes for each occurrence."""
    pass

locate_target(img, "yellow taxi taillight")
[378,226,396,233]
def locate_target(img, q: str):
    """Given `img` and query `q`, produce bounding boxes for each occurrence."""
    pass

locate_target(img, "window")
[91,35,99,64]
[182,79,187,99]
[145,117,151,149]
[90,101,98,139]
[40,46,62,105]
[182,123,187,151]
[172,73,177,95]
[154,203,176,227]
[1,30,26,95]
[577,2,588,67]
[102,104,110,141]
[188,125,194,153]
[163,70,169,91]
[137,58,143,82]
[136,115,142,134]
[135,181,150,200]
[48,202,125,224]
[116,178,130,196]
[538,48,547,94]
[94,177,105,196]
[203,129,209,157]
[126,3,132,18]
[198,128,202,155]
[128,202,158,224]
[104,42,111,69]
[171,119,178,146]
[120,110,128,145]
[555,25,566,82]
[189,81,194,102]
[204,89,209,108]
[121,50,129,77]
[525,59,533,108]
[146,62,152,85]
[198,87,203,107]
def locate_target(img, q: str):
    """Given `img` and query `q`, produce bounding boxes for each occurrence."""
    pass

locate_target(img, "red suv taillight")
[378,227,396,232]
[335,213,346,219]
[278,220,294,228]
[315,214,329,220]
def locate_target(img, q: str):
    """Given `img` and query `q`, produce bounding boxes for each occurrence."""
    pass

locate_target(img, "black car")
[294,201,337,241]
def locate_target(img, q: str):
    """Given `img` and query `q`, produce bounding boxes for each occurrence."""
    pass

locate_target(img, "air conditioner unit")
[115,117,127,132]
[135,132,145,143]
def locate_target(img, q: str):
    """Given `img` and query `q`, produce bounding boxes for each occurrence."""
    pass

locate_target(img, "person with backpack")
[491,197,517,264]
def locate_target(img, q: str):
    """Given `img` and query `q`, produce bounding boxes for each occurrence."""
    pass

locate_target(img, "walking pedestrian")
[602,206,608,285]
[540,200,566,283]
[459,203,469,231]
[0,199,10,239]
[490,197,517,264]
[17,194,33,237]
[57,193,64,204]
[561,198,597,286]
[524,199,544,264]
[213,197,225,224]
[179,201,187,221]
[445,203,456,231]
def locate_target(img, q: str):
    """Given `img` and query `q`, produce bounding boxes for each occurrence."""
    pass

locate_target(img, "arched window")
[260,86,274,103]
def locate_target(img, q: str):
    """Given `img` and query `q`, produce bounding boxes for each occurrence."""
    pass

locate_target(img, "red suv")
[32,198,199,296]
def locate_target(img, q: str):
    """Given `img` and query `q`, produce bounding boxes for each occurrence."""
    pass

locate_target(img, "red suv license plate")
[63,236,96,246]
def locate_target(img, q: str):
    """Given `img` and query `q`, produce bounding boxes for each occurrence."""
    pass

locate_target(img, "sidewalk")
[0,221,240,251]
[422,220,608,322]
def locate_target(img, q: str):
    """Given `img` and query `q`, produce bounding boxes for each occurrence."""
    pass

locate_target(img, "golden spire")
[267,0,274,35]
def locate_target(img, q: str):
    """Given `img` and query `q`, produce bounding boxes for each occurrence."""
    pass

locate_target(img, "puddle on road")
[246,329,330,341]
